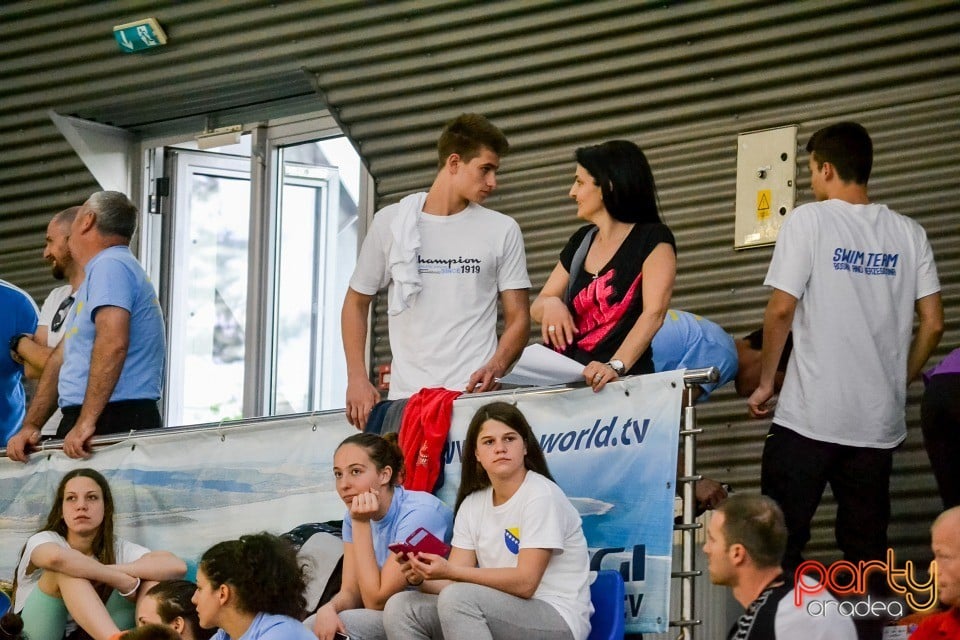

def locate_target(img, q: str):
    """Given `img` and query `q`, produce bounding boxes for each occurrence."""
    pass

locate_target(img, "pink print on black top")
[572,269,642,353]
[557,222,676,375]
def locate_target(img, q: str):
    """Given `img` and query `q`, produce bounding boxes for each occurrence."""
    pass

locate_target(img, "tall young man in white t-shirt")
[747,122,944,578]
[342,114,531,429]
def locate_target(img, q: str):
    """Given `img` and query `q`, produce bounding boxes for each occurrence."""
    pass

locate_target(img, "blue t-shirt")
[650,309,738,400]
[59,246,165,406]
[0,280,39,444]
[210,612,315,640]
[342,485,454,567]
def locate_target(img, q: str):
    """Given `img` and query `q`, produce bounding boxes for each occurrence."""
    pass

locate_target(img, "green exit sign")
[113,18,167,53]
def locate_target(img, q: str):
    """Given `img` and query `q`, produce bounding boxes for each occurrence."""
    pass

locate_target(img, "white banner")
[0,371,683,634]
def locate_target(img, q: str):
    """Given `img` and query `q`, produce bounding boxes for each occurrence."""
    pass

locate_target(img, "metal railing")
[671,366,719,640]
[2,368,718,639]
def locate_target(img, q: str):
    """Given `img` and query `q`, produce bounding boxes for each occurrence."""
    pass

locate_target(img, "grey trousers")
[383,583,575,640]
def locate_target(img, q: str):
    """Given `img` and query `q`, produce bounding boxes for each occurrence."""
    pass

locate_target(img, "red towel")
[398,388,462,492]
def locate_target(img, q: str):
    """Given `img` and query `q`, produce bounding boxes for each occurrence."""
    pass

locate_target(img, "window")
[164,149,251,425]
[272,137,360,414]
[141,114,370,426]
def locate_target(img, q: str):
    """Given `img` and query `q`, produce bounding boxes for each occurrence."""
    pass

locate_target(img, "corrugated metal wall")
[312,0,960,565]
[1,0,957,569]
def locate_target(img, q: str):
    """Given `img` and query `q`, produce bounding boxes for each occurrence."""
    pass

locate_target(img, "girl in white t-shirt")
[12,468,187,640]
[383,402,593,640]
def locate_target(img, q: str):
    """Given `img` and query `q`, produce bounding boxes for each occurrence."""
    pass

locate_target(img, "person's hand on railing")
[5,425,41,463]
[63,420,96,459]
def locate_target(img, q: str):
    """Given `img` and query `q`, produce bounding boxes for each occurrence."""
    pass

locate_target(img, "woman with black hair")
[383,401,592,640]
[531,139,676,392]
[12,468,186,640]
[136,580,213,640]
[191,533,314,640]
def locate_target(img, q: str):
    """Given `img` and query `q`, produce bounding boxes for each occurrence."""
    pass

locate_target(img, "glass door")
[163,149,251,426]
[271,137,360,414]
[147,123,366,426]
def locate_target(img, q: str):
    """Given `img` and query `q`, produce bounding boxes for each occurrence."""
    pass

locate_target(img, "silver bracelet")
[119,576,141,597]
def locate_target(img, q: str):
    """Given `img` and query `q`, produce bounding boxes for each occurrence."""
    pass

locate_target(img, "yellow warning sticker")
[756,190,771,220]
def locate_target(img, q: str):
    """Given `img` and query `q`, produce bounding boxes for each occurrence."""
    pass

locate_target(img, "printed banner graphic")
[0,371,683,634]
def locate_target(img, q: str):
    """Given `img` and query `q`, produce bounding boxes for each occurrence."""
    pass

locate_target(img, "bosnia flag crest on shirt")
[504,527,520,554]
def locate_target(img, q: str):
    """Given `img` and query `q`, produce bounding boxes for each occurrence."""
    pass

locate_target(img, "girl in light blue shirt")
[309,433,453,640]
[194,533,314,640]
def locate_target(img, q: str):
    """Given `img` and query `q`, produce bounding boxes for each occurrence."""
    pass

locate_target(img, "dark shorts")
[57,399,161,438]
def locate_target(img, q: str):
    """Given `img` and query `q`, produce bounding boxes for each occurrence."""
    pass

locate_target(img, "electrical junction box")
[734,125,798,250]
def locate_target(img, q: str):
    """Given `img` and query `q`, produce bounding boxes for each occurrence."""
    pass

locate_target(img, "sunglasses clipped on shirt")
[50,295,75,332]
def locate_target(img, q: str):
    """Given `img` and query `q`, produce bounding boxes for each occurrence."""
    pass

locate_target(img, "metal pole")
[4,369,719,452]
[671,366,717,639]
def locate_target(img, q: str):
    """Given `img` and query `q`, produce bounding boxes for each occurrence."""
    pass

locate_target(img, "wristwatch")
[8,332,30,354]
[607,359,626,376]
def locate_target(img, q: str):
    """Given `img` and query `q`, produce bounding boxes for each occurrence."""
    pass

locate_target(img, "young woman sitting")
[383,401,593,640]
[309,432,453,640]
[12,468,186,640]
[192,532,314,640]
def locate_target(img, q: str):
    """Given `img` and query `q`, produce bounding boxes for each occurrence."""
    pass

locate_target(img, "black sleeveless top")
[558,222,676,374]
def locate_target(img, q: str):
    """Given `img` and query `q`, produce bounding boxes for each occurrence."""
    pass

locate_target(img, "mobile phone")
[334,633,351,640]
[388,527,451,557]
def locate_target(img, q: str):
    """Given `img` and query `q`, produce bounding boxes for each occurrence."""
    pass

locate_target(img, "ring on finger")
[593,373,602,382]
[547,325,557,333]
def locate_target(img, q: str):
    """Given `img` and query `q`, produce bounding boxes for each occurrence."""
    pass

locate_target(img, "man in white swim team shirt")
[748,122,943,636]
[342,114,530,430]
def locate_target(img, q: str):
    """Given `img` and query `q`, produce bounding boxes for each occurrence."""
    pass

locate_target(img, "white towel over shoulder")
[388,191,426,315]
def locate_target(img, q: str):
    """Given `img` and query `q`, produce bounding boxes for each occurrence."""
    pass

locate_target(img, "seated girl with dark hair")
[136,580,214,640]
[383,401,593,640]
[308,432,453,640]
[12,468,186,640]
[192,532,314,640]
